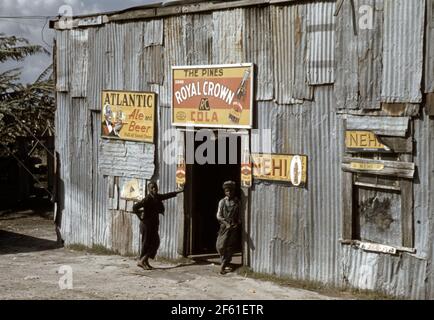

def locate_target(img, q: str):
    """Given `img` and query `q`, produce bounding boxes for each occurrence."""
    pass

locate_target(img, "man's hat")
[222,181,236,190]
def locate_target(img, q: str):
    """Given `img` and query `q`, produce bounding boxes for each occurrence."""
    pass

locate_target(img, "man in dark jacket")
[133,181,183,270]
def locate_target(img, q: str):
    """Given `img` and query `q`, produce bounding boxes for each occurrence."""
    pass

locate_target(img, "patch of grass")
[67,244,134,256]
[235,266,397,300]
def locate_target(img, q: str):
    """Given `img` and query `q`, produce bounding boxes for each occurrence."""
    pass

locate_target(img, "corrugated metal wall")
[54,0,434,298]
[381,0,425,103]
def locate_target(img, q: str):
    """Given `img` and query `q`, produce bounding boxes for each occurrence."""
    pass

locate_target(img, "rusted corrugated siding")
[335,0,383,110]
[413,117,434,262]
[143,20,164,88]
[61,97,93,246]
[91,112,109,247]
[70,30,88,98]
[271,5,304,104]
[87,27,106,111]
[212,9,244,64]
[161,15,188,107]
[250,86,342,285]
[99,141,155,179]
[53,1,434,298]
[357,188,402,248]
[305,86,342,286]
[306,2,335,85]
[157,106,181,259]
[111,210,133,255]
[426,0,434,93]
[123,22,145,90]
[244,6,274,101]
[185,14,213,65]
[55,92,72,242]
[56,31,69,92]
[357,0,383,110]
[341,246,428,299]
[381,0,425,103]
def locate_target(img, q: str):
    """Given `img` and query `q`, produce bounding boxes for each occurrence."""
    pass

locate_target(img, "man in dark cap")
[216,181,241,275]
[133,181,183,270]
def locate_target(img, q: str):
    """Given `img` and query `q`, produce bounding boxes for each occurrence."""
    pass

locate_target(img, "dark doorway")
[186,131,241,256]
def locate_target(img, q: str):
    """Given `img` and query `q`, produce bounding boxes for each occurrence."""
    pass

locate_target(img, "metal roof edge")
[49,0,300,30]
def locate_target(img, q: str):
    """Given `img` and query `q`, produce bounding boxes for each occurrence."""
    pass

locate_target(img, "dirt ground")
[0,209,347,300]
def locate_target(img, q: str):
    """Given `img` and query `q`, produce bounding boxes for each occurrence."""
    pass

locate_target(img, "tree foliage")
[0,33,54,150]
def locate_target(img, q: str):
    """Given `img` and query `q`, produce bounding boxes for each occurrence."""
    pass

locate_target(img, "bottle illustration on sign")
[229,69,250,124]
[113,108,126,137]
[176,155,186,188]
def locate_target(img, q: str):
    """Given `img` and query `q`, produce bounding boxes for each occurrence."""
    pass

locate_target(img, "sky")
[0,0,161,83]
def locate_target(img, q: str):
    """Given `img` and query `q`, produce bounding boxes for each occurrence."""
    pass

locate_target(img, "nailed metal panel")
[99,140,155,179]
[111,210,133,255]
[91,112,109,247]
[143,19,164,47]
[413,117,434,260]
[272,5,303,104]
[244,6,274,101]
[357,188,403,247]
[70,30,88,98]
[346,116,409,137]
[87,27,106,111]
[306,2,335,85]
[124,22,144,91]
[144,45,165,87]
[334,0,358,110]
[342,247,428,298]
[271,104,311,280]
[381,0,425,103]
[212,9,244,64]
[426,0,434,93]
[61,98,93,246]
[56,93,72,242]
[143,20,165,87]
[357,0,383,110]
[185,14,213,65]
[306,87,342,285]
[161,15,188,107]
[250,87,343,286]
[56,31,70,92]
[105,23,127,90]
[251,101,277,154]
[335,0,384,110]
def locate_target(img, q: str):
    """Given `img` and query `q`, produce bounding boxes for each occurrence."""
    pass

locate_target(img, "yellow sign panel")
[252,154,308,187]
[101,90,156,143]
[172,64,253,128]
[345,131,388,151]
[350,162,385,171]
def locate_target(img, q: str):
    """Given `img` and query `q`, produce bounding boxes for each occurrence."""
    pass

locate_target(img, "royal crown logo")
[198,98,210,111]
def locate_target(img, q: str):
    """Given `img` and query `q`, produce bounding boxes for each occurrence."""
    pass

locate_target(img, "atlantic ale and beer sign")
[101,90,156,143]
[172,64,253,128]
[252,154,308,188]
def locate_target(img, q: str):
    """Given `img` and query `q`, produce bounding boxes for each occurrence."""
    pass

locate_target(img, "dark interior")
[188,131,241,255]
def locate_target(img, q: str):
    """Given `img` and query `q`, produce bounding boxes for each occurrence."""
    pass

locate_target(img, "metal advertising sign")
[345,131,390,152]
[101,90,156,143]
[252,154,308,188]
[172,64,253,128]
